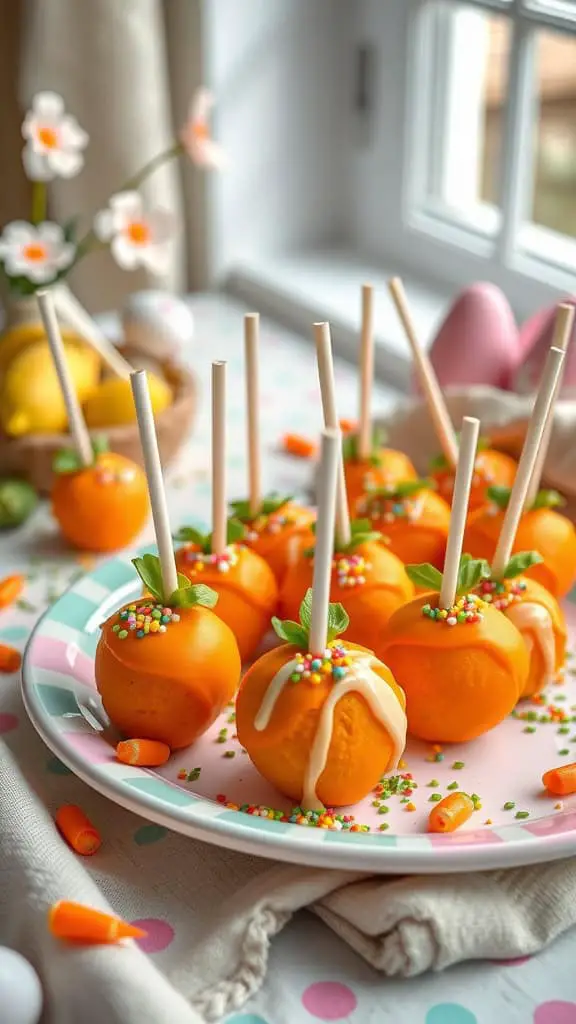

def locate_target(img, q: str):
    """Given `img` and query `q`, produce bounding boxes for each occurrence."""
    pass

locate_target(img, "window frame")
[364,0,576,316]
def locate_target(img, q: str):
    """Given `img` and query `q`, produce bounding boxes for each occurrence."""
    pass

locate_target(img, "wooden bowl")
[0,361,197,495]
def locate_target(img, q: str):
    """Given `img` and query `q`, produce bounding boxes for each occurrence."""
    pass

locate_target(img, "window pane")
[531,28,576,237]
[425,3,511,224]
[523,1,576,22]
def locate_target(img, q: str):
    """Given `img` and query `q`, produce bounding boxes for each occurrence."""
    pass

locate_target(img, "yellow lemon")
[0,321,94,379]
[83,373,172,428]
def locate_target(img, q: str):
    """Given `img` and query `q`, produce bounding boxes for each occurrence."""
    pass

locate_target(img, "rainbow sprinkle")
[478,577,527,611]
[246,510,297,541]
[333,552,371,588]
[215,794,370,831]
[112,602,180,639]
[359,491,422,524]
[290,643,350,685]
[422,594,486,626]
[182,544,240,575]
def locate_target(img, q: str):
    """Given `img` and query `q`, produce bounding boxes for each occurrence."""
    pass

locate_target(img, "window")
[395,0,576,309]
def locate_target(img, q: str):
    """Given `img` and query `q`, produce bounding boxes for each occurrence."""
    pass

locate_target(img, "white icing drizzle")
[505,601,556,690]
[254,650,407,810]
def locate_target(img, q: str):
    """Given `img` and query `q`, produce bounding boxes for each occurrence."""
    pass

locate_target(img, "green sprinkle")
[118,629,128,640]
[216,736,227,744]
[515,810,530,820]
[523,726,537,734]
[378,823,390,831]
[427,779,440,787]
[558,726,570,735]
[371,800,381,808]
[434,753,444,762]
[470,793,481,809]
[525,710,538,721]
[446,781,459,790]
[503,801,515,810]
[223,750,235,759]
[400,796,409,803]
[219,728,227,736]
[377,805,390,815]
[16,598,36,612]
[429,793,442,802]
[559,749,570,756]
[227,712,236,723]
[452,761,465,769]
[187,768,201,781]
[555,694,567,701]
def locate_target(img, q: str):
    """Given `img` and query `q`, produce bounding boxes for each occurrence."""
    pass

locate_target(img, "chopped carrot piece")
[49,900,146,944]
[55,805,101,856]
[281,433,317,459]
[0,643,21,673]
[339,418,357,434]
[116,738,171,767]
[0,574,25,609]
[542,762,576,796]
[428,792,474,833]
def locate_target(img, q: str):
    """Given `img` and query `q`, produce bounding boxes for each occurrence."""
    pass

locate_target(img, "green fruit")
[0,478,38,528]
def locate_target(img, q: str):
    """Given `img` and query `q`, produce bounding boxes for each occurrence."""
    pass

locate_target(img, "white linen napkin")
[3,728,576,1024]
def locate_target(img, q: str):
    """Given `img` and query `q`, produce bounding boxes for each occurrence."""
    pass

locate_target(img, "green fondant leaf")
[486,485,511,510]
[226,517,247,544]
[326,601,350,642]
[169,582,219,609]
[53,435,109,475]
[502,551,543,579]
[342,426,387,464]
[430,435,488,472]
[405,563,443,592]
[174,525,209,548]
[132,554,164,602]
[366,477,435,501]
[271,617,308,647]
[299,589,313,631]
[530,489,566,510]
[457,557,491,594]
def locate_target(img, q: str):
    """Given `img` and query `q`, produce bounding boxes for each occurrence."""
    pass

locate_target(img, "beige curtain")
[13,0,205,312]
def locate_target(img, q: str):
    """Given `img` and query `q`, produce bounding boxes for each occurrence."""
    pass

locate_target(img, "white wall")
[201,0,351,281]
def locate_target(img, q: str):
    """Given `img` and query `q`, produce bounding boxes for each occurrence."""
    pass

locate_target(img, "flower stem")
[31,181,47,225]
[74,139,185,263]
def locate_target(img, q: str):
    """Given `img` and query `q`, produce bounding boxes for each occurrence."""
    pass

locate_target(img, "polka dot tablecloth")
[2,294,576,1024]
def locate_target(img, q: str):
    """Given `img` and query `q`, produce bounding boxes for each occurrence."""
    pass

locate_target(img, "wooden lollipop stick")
[244,313,262,518]
[388,277,459,468]
[525,303,575,509]
[439,416,480,609]
[310,428,341,655]
[212,361,227,555]
[36,289,94,467]
[492,345,565,577]
[313,322,351,548]
[54,287,132,379]
[130,370,179,599]
[358,283,374,460]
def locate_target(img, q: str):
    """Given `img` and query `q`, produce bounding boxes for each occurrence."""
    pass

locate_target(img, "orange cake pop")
[96,555,240,748]
[279,519,414,655]
[229,494,315,583]
[176,360,277,662]
[464,487,576,599]
[430,443,517,513]
[237,429,407,808]
[175,519,277,662]
[342,429,418,515]
[36,290,148,552]
[381,416,530,743]
[230,314,315,583]
[474,552,566,699]
[356,478,451,569]
[95,370,241,750]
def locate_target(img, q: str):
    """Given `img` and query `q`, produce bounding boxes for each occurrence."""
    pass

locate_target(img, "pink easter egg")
[513,296,576,396]
[426,283,519,391]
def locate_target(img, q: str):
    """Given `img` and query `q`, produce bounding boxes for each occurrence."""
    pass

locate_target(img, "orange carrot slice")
[55,805,101,856]
[0,574,25,609]
[542,762,576,796]
[116,738,171,767]
[281,434,317,459]
[0,644,21,673]
[428,792,474,833]
[49,901,146,944]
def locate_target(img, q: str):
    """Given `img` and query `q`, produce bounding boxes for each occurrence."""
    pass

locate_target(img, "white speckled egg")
[0,947,42,1024]
[122,290,195,361]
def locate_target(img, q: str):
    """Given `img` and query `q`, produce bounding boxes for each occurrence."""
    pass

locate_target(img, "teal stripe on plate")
[34,683,79,717]
[325,829,398,847]
[126,777,197,807]
[48,592,99,631]
[77,631,100,657]
[89,558,135,592]
[0,625,29,643]
[218,810,291,835]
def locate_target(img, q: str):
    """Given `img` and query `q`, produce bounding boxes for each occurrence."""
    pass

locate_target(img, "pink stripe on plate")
[62,731,116,765]
[29,637,95,689]
[524,810,576,837]
[429,828,503,847]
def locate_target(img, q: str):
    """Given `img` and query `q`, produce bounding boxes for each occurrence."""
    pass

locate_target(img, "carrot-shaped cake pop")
[468,344,568,698]
[282,322,413,648]
[37,290,148,552]
[323,298,416,513]
[388,278,517,510]
[229,314,315,582]
[236,429,407,808]
[380,417,529,743]
[175,361,278,662]
[356,478,451,569]
[96,371,241,749]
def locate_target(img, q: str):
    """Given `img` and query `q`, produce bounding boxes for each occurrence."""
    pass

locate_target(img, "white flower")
[0,221,75,283]
[94,192,175,276]
[22,91,88,182]
[180,88,224,168]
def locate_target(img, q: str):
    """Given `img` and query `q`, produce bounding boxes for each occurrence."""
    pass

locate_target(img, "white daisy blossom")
[180,88,225,168]
[0,221,75,284]
[94,191,175,276]
[22,91,88,181]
